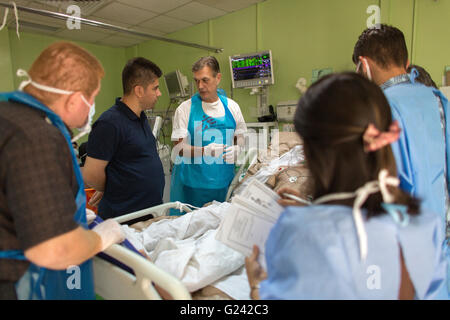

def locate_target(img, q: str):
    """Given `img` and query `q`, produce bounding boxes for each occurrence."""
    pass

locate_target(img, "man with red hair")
[0,42,125,300]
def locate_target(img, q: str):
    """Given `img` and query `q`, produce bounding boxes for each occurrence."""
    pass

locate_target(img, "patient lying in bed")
[116,133,312,300]
[120,202,250,300]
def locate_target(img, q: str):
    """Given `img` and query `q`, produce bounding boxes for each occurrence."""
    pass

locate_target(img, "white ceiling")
[3,0,266,47]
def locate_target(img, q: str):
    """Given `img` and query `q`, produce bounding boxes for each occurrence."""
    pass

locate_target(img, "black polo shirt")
[87,98,164,219]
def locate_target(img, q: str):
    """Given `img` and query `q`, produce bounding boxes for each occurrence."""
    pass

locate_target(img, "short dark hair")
[192,56,220,76]
[294,72,419,218]
[352,24,408,69]
[407,64,438,89]
[122,57,162,95]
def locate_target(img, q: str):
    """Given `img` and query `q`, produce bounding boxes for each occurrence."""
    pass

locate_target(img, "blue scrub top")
[87,98,165,219]
[384,82,449,234]
[260,205,448,300]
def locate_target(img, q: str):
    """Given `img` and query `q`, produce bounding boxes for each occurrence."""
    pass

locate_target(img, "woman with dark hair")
[245,73,448,299]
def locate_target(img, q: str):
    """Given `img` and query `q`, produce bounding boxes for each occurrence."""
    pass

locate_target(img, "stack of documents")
[216,179,284,269]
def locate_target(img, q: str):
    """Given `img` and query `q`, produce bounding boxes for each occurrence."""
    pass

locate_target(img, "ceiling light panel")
[166,2,227,24]
[90,2,157,25]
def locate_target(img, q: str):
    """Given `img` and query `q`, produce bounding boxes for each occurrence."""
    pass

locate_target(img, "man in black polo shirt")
[83,57,165,220]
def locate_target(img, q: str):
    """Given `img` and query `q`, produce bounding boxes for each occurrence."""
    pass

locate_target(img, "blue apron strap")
[0,91,93,299]
[217,88,227,97]
[0,250,27,260]
[218,90,236,130]
[409,67,419,84]
[3,91,87,226]
[381,203,410,227]
[189,89,234,130]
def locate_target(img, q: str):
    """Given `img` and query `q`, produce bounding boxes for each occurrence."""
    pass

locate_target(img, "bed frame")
[93,147,259,299]
[93,202,193,300]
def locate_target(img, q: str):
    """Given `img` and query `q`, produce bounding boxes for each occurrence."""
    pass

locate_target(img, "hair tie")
[363,121,401,152]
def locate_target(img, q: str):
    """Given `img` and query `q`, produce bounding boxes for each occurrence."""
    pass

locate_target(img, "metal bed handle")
[101,244,192,300]
[115,202,192,224]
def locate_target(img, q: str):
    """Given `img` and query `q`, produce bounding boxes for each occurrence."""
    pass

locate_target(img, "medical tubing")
[0,2,19,39]
[175,201,200,212]
[0,7,8,30]
[282,193,311,205]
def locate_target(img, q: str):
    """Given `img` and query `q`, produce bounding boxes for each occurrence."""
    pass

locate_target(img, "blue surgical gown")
[384,82,449,234]
[259,205,448,299]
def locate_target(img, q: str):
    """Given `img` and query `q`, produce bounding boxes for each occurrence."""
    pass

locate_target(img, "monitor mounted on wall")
[164,69,188,99]
[229,50,274,89]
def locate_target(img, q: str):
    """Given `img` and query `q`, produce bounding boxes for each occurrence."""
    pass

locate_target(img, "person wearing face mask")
[245,73,448,300]
[169,56,247,212]
[0,42,125,300]
[82,57,165,222]
[352,25,450,297]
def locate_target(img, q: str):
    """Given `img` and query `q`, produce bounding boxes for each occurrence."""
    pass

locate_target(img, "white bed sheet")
[121,202,246,293]
[211,266,250,300]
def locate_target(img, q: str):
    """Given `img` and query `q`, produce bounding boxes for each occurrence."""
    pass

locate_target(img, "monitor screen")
[164,70,185,99]
[229,50,274,88]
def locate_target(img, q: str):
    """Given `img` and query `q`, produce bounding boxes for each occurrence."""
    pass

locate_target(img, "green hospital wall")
[129,0,432,123]
[380,0,414,61]
[1,0,449,127]
[258,0,379,115]
[0,28,14,92]
[412,0,450,87]
[379,0,448,87]
[2,29,126,143]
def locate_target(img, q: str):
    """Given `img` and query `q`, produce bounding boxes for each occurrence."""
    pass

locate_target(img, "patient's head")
[407,64,438,89]
[294,72,418,216]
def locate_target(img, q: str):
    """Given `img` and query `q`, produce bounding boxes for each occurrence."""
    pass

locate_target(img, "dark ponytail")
[294,72,419,218]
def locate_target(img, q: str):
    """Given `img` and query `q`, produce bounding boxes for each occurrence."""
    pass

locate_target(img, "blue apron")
[0,91,95,300]
[170,90,236,212]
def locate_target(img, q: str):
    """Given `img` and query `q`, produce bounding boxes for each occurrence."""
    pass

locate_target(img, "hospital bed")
[93,202,195,300]
[226,147,258,201]
[92,147,259,300]
[92,147,274,300]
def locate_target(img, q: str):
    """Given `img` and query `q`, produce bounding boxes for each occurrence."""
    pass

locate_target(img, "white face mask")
[357,58,373,81]
[72,96,95,143]
[17,69,96,143]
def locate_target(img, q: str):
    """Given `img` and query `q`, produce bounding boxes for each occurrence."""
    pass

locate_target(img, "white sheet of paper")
[216,203,273,269]
[216,179,288,269]
[232,195,282,223]
[239,179,284,221]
